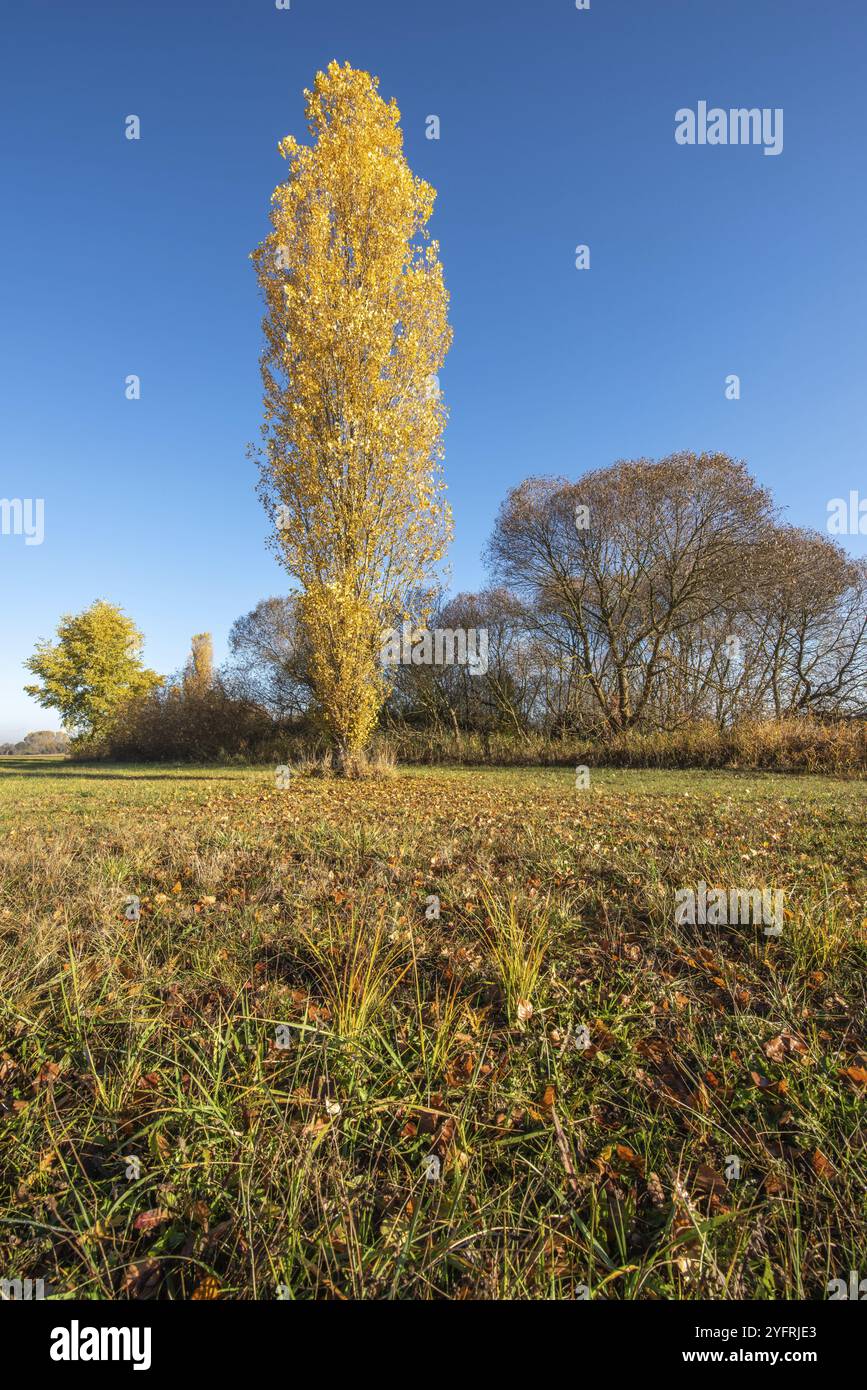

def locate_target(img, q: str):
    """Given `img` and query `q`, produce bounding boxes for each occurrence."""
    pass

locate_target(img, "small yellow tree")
[23,600,162,743]
[251,61,452,767]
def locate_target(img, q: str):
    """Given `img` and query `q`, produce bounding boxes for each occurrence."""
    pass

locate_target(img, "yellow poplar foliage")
[298,581,382,757]
[252,61,452,759]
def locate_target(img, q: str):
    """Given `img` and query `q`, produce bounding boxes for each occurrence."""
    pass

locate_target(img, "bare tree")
[746,528,867,716]
[486,454,775,733]
[225,597,312,720]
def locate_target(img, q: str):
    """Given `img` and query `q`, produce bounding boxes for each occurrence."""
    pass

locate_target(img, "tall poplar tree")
[252,62,452,766]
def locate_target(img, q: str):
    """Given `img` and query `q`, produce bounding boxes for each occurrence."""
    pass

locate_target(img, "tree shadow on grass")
[0,759,232,782]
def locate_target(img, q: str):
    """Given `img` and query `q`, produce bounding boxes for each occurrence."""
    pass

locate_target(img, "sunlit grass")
[0,760,864,1300]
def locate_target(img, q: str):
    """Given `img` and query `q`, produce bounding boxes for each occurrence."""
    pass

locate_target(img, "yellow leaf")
[191,1275,222,1300]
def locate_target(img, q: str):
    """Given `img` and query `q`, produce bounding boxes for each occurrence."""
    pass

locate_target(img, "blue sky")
[2,0,865,740]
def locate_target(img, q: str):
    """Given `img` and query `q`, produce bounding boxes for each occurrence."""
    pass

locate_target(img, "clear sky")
[2,0,865,741]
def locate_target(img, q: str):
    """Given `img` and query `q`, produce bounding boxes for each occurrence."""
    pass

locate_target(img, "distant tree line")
[0,729,70,756]
[224,453,867,742]
[23,454,867,761]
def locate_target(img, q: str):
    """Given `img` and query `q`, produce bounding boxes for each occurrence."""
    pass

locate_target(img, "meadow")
[1,758,865,1299]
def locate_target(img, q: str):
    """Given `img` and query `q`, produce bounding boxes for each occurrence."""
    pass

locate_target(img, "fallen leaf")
[191,1275,222,1300]
[119,1259,161,1298]
[693,1163,726,1195]
[763,1032,808,1064]
[838,1065,867,1088]
[810,1149,836,1180]
[134,1208,169,1233]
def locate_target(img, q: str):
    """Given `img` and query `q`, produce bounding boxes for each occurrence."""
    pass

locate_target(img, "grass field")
[1,758,865,1300]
